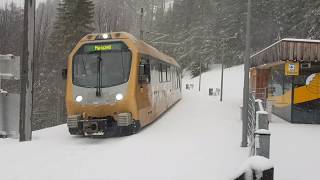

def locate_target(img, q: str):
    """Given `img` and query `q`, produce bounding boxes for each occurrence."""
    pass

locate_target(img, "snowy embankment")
[0,65,248,180]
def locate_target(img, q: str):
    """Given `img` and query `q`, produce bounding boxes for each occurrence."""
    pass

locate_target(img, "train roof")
[81,32,180,68]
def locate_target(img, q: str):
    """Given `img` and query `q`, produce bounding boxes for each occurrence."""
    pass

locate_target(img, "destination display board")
[84,43,123,53]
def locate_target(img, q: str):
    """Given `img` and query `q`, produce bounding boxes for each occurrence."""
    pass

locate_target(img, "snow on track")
[0,65,248,180]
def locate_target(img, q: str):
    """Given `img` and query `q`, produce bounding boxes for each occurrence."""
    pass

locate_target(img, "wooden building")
[250,39,320,124]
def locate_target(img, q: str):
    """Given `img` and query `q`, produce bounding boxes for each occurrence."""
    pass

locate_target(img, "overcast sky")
[0,0,48,8]
[0,0,173,9]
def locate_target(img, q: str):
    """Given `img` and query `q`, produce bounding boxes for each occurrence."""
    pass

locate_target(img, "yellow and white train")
[65,32,182,136]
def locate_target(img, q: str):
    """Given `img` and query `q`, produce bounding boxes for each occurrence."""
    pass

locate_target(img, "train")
[65,32,182,136]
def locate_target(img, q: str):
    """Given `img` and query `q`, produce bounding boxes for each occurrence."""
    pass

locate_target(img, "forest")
[0,0,320,129]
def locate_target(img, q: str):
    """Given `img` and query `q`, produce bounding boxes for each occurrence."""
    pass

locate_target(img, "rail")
[248,93,270,157]
[247,93,256,147]
[236,92,273,179]
[250,88,268,107]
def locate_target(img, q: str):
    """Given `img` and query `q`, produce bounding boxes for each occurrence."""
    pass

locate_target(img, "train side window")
[176,69,179,89]
[151,60,157,84]
[172,68,176,88]
[161,64,166,83]
[139,57,150,84]
[166,66,171,82]
[159,63,162,83]
[165,65,168,82]
[178,69,181,90]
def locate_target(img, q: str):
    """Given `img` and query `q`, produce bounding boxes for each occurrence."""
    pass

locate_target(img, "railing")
[235,92,273,180]
[250,98,270,158]
[247,93,256,148]
[251,88,268,107]
[244,91,271,157]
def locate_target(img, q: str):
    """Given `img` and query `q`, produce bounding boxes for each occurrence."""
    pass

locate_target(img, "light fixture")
[95,33,111,40]
[75,96,83,102]
[115,93,124,101]
[102,33,109,39]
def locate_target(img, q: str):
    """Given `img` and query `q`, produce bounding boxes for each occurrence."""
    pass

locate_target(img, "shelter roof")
[250,38,320,68]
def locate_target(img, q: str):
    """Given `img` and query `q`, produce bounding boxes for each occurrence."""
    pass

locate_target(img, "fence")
[250,88,268,107]
[247,93,256,149]
[250,98,270,158]
[235,92,273,180]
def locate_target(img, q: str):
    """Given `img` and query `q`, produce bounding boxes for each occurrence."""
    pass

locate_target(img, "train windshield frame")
[72,41,132,88]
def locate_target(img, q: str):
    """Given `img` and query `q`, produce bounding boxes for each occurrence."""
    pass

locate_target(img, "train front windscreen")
[72,42,132,88]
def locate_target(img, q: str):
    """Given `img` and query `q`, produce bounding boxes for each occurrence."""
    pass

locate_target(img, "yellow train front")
[65,32,182,136]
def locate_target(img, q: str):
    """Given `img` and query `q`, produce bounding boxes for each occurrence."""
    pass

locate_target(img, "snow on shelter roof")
[250,38,320,68]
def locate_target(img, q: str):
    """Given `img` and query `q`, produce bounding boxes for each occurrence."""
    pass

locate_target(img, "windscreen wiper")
[96,56,102,97]
[120,48,126,82]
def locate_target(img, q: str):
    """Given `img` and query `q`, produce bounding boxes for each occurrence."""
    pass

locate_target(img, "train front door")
[137,57,153,125]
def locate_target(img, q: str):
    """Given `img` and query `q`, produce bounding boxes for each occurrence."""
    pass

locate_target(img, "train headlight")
[102,33,109,39]
[96,33,111,40]
[75,96,83,102]
[115,93,124,101]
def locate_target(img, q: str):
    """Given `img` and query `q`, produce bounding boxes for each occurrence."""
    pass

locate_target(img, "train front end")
[65,33,140,136]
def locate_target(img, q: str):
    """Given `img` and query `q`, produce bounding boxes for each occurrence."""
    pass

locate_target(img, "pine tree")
[47,0,94,65]
[152,0,320,73]
[44,0,95,126]
[305,0,320,39]
[250,0,278,50]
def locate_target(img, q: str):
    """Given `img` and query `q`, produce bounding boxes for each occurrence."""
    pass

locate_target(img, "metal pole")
[241,0,251,147]
[20,0,35,141]
[140,8,144,40]
[199,58,202,92]
[220,40,225,102]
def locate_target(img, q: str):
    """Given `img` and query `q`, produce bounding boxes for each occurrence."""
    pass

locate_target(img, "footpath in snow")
[0,65,248,180]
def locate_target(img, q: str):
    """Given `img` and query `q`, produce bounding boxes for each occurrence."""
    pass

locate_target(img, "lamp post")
[220,40,225,102]
[218,36,237,102]
[199,57,202,92]
[241,0,252,147]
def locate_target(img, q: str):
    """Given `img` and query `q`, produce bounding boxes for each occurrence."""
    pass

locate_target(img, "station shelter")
[249,39,320,124]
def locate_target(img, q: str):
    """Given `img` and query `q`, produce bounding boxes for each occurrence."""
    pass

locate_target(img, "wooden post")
[20,0,35,141]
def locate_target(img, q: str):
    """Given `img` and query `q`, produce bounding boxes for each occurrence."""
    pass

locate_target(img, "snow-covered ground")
[0,65,248,180]
[1,64,319,180]
[270,115,320,180]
